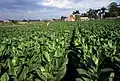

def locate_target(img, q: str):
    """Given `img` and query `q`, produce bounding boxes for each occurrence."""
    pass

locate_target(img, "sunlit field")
[0,19,120,81]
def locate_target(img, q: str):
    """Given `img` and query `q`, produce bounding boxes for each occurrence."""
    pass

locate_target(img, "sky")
[0,0,120,20]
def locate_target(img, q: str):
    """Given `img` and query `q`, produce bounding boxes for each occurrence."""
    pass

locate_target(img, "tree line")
[81,2,120,19]
[61,2,120,20]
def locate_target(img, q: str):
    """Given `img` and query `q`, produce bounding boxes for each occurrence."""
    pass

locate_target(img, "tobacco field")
[0,19,120,81]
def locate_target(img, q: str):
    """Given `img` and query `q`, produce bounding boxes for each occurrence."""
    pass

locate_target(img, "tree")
[100,7,107,19]
[118,8,120,16]
[117,4,120,16]
[75,10,80,14]
[81,13,88,17]
[108,2,119,17]
[94,9,100,19]
[72,11,76,15]
[108,2,118,10]
[61,16,67,20]
[101,7,106,13]
[87,8,92,19]
[72,10,80,15]
[87,9,97,19]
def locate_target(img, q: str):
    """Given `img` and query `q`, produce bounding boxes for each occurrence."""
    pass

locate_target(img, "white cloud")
[69,0,116,13]
[39,0,116,10]
[38,0,72,8]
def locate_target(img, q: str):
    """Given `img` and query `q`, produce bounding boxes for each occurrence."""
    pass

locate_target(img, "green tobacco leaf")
[108,40,112,48]
[100,68,114,73]
[88,72,98,79]
[53,64,66,81]
[7,59,14,75]
[77,69,87,75]
[114,56,120,62]
[0,73,9,81]
[18,66,28,81]
[17,62,23,75]
[54,51,58,57]
[43,51,51,63]
[86,57,96,68]
[12,56,18,66]
[35,69,47,81]
[40,66,46,72]
[77,69,91,79]
[98,54,105,66]
[109,72,114,81]
[29,64,40,72]
[76,78,82,81]
[35,78,43,81]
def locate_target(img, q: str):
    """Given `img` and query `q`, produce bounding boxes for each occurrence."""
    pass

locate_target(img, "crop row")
[0,20,120,81]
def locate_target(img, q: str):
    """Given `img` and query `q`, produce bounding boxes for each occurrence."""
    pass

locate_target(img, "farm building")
[65,15,75,21]
[65,14,89,21]
[80,17,89,21]
[65,14,80,21]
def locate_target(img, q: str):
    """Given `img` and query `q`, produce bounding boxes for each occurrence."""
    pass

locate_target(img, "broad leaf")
[1,73,9,81]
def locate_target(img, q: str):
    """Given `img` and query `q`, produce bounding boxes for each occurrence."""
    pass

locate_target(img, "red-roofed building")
[67,15,75,21]
[65,15,81,21]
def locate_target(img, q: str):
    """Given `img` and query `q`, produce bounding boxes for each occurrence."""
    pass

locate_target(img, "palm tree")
[75,10,80,14]
[94,10,99,19]
[72,10,80,15]
[87,8,93,19]
[72,11,76,15]
[101,7,106,13]
[87,8,98,19]
[100,7,106,19]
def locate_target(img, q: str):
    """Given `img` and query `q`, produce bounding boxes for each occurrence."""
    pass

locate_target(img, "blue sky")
[0,0,120,20]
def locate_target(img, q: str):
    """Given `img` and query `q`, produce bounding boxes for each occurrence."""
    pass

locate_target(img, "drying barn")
[65,15,89,21]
